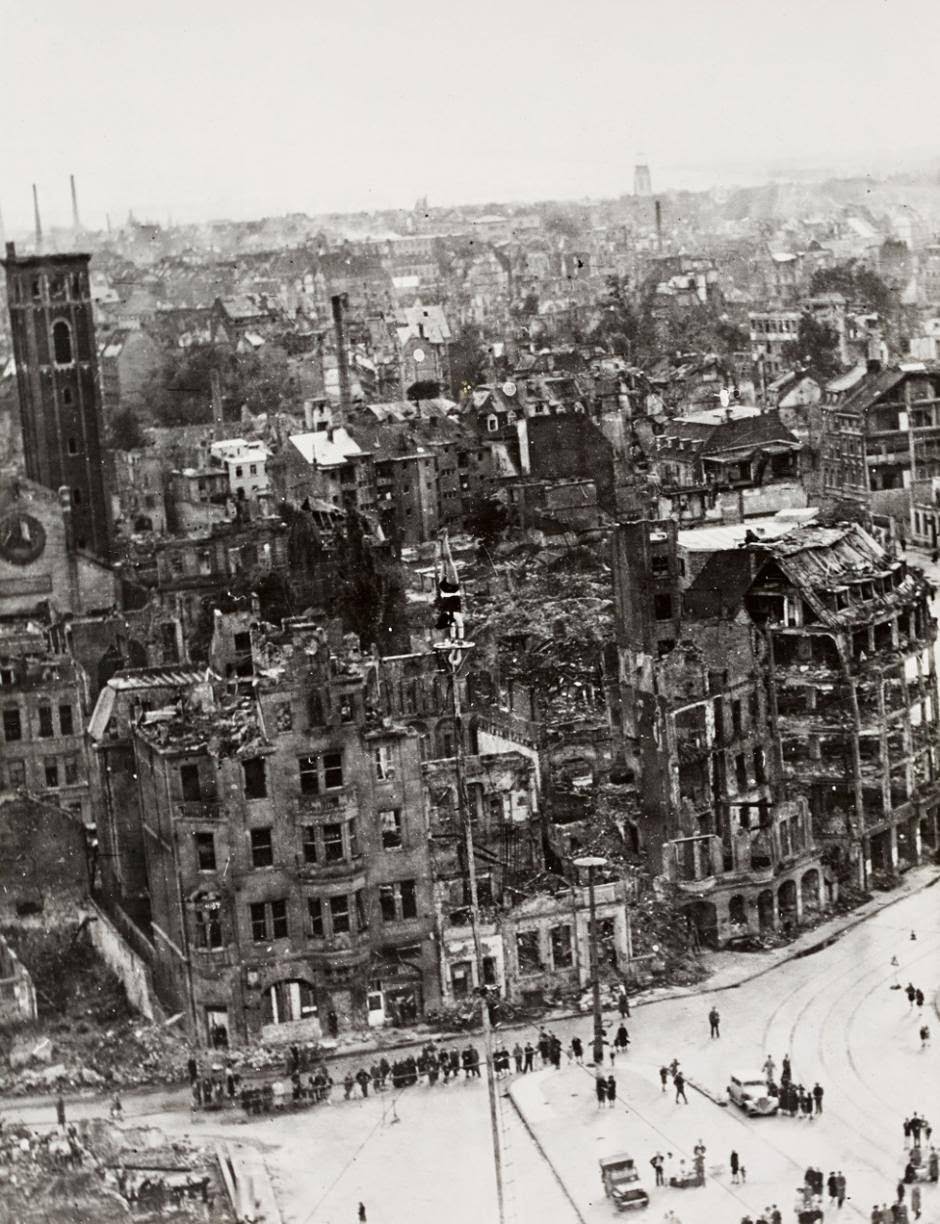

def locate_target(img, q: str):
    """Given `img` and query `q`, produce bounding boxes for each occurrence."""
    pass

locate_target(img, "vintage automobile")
[599,1154,650,1212]
[727,1072,779,1116]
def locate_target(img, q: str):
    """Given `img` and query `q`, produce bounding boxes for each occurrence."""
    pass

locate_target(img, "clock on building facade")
[0,512,47,565]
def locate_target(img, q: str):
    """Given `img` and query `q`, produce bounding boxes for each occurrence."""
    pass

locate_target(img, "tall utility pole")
[433,636,506,1224]
[574,855,608,1066]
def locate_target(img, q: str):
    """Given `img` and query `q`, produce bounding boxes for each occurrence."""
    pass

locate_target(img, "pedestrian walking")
[343,1072,355,1100]
[651,1153,665,1187]
[730,1150,740,1184]
[781,1054,791,1086]
[903,1117,913,1146]
[606,1075,617,1108]
[919,1025,930,1049]
[615,1023,630,1052]
[595,1076,607,1107]
[512,1043,523,1073]
[110,1094,123,1121]
[659,1065,669,1092]
[358,1203,367,1222]
[538,1029,550,1066]
[827,1172,838,1205]
[550,1035,562,1069]
[708,1006,720,1038]
[674,1071,688,1104]
[837,1171,846,1208]
[356,1067,371,1098]
[187,1055,198,1085]
[906,984,916,1009]
[763,1055,776,1083]
[813,1082,824,1114]
[571,1036,583,1065]
[910,1184,921,1220]
[523,1042,534,1072]
[740,1163,747,1184]
[618,989,631,1019]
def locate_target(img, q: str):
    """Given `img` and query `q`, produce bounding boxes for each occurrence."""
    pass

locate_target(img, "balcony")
[294,787,358,819]
[176,800,223,822]
[294,857,366,884]
[308,930,371,969]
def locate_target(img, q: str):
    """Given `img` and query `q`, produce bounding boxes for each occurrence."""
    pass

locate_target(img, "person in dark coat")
[781,1054,791,1086]
[537,1030,550,1065]
[650,1153,665,1186]
[828,1172,839,1204]
[595,1076,607,1107]
[812,1082,824,1114]
[674,1071,688,1104]
[606,1075,617,1108]
[523,1042,535,1072]
[659,1065,669,1092]
[730,1150,740,1184]
[618,990,631,1019]
[571,1036,583,1064]
[187,1056,198,1085]
[615,1024,630,1052]
[708,1006,720,1038]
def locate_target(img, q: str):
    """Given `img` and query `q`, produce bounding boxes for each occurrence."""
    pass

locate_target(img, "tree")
[407,379,441,403]
[147,343,294,426]
[782,314,842,381]
[331,511,407,652]
[464,495,508,548]
[809,261,896,317]
[449,323,489,398]
[108,408,147,452]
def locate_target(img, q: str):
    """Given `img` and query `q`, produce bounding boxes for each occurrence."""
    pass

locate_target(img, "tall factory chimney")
[32,184,43,252]
[331,292,351,418]
[70,174,81,233]
[654,199,663,254]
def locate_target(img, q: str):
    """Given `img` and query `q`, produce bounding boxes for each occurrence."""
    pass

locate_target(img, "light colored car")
[727,1073,778,1116]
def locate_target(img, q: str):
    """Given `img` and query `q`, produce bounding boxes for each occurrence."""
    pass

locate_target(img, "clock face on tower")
[0,512,47,566]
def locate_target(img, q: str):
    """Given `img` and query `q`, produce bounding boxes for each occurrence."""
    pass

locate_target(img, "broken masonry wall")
[0,932,37,1024]
[85,898,157,1021]
[0,794,90,923]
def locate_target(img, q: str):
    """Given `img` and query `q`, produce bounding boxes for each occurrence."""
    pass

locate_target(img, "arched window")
[52,320,73,365]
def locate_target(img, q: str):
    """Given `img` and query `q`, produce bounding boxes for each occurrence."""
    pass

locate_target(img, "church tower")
[2,243,111,559]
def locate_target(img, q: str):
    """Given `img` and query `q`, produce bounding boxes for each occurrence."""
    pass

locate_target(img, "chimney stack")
[32,184,43,252]
[654,199,662,254]
[210,368,225,427]
[331,293,351,418]
[70,174,81,233]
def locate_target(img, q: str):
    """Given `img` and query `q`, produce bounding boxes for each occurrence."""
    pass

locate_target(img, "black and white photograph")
[0,2,938,1221]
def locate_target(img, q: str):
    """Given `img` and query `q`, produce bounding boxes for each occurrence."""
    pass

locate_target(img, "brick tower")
[2,243,111,559]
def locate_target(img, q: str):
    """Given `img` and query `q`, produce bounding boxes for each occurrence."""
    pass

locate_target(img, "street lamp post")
[574,855,608,1067]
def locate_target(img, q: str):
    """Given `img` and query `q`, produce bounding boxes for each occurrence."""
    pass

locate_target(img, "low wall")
[85,900,158,1021]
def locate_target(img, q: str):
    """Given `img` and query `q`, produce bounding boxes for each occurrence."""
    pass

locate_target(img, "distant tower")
[634,164,652,197]
[70,174,82,234]
[2,242,111,559]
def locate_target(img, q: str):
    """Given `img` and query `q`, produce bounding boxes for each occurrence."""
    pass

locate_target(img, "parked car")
[727,1072,778,1116]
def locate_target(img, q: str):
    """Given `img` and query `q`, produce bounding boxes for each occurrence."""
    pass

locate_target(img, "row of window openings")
[5,755,80,789]
[2,704,75,742]
[180,745,396,804]
[193,884,417,949]
[194,807,404,873]
[17,275,84,304]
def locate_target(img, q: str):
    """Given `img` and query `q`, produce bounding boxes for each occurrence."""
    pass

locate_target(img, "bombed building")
[609,515,938,947]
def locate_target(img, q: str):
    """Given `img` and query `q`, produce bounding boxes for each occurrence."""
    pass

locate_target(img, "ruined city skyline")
[4,0,940,230]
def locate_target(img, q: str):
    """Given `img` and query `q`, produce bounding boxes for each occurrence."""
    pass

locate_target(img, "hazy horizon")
[4,0,940,232]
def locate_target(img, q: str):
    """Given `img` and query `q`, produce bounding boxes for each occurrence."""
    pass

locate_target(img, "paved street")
[2,879,937,1223]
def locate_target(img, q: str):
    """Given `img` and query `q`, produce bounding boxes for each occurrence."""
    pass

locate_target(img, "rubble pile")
[0,925,191,1094]
[0,1119,233,1222]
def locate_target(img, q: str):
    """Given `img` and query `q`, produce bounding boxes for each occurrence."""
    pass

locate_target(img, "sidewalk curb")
[505,1083,588,1224]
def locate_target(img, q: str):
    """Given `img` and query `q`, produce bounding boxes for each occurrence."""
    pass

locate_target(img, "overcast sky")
[3,0,938,231]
